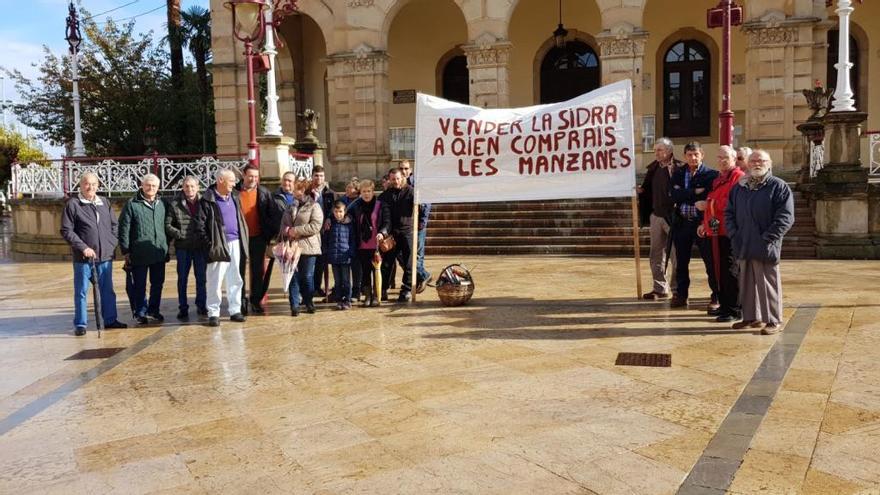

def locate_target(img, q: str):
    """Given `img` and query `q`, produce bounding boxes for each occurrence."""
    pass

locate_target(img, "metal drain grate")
[65,348,126,360]
[615,352,672,367]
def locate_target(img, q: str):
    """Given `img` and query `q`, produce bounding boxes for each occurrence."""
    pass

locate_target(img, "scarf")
[746,171,770,190]
[358,198,377,243]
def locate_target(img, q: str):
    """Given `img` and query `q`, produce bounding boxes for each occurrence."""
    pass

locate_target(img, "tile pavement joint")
[676,305,820,494]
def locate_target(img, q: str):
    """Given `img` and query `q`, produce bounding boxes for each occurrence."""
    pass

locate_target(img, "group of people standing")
[638,140,795,334]
[61,162,431,335]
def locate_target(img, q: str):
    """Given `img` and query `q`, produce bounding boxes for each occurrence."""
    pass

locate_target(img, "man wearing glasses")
[725,150,794,335]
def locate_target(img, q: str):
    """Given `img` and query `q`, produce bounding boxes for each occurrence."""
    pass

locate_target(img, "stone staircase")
[425,189,817,259]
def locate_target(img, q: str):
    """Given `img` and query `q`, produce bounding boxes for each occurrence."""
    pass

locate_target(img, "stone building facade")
[210,0,879,182]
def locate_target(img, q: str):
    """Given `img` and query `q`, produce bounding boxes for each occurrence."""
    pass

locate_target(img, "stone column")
[742,18,821,172]
[810,110,873,257]
[462,35,512,109]
[596,30,648,155]
[325,45,391,181]
[211,1,250,157]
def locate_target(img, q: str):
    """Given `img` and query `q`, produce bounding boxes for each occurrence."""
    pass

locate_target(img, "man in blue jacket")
[670,142,719,309]
[725,150,794,335]
[61,172,128,335]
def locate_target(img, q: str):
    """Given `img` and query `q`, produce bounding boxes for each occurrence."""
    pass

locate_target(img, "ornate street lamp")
[553,0,568,49]
[707,0,743,146]
[65,1,86,157]
[225,0,268,167]
[261,0,299,137]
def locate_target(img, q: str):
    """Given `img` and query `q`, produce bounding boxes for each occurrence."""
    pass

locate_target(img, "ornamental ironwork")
[870,133,880,177]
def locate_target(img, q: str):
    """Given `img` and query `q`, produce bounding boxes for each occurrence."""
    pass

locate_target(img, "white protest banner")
[414,79,636,204]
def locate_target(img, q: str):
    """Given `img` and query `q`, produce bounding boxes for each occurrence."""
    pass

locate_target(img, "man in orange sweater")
[237,166,277,314]
[697,145,745,323]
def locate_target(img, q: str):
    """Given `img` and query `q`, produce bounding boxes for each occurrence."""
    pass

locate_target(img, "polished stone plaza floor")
[0,254,878,494]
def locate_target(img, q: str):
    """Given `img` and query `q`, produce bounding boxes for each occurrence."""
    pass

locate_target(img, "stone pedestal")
[257,135,296,183]
[811,111,874,258]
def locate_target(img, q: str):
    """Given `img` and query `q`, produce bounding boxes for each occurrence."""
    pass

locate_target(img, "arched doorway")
[539,40,600,104]
[663,39,711,137]
[277,13,328,145]
[439,51,469,104]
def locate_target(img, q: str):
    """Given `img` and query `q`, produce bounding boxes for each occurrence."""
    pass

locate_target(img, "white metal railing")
[810,141,825,178]
[869,132,879,177]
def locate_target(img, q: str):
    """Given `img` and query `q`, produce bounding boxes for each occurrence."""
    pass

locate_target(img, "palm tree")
[166,0,184,89]
[180,6,212,111]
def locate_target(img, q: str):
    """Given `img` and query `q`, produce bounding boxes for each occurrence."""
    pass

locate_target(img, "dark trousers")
[673,220,717,300]
[129,261,166,317]
[358,249,378,300]
[176,248,207,312]
[381,232,420,295]
[351,258,362,299]
[713,235,740,315]
[332,264,352,303]
[247,236,267,307]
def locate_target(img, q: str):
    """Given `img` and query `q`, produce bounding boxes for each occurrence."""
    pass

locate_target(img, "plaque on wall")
[394,90,416,104]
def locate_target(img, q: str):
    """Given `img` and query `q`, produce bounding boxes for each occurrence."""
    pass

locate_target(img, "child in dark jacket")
[327,201,357,309]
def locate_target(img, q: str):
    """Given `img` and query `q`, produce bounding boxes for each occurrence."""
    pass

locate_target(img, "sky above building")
[0,0,207,157]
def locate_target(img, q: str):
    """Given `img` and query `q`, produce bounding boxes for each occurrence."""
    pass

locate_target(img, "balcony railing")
[8,152,314,199]
[869,132,879,178]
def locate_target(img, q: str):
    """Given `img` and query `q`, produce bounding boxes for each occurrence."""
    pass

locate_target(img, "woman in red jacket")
[697,145,746,323]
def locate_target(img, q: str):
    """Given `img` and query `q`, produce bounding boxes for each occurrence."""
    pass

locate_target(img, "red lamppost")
[708,0,743,146]
[225,0,268,168]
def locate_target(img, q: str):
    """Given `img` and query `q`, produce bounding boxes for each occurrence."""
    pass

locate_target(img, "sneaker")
[732,320,764,330]
[417,275,433,294]
[147,312,164,323]
[343,301,352,310]
[761,323,781,335]
[716,312,742,323]
[135,314,149,325]
[642,291,671,300]
[74,326,86,336]
[230,313,246,323]
[177,309,189,321]
[397,292,411,303]
[104,320,128,329]
[207,317,220,327]
[670,296,688,308]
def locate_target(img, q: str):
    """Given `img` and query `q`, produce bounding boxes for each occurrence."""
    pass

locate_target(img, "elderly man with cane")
[61,172,128,336]
[725,149,795,334]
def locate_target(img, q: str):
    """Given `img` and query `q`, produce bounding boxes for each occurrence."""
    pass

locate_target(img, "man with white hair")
[196,168,249,327]
[61,172,128,335]
[118,173,168,325]
[725,150,795,334]
[735,147,753,171]
[165,175,207,321]
[637,137,683,300]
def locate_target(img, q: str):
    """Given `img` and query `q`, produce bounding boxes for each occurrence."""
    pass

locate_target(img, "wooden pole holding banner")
[411,190,419,303]
[630,193,643,299]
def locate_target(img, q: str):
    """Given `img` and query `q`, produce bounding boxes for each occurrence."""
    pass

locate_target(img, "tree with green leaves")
[0,125,47,187]
[4,10,215,157]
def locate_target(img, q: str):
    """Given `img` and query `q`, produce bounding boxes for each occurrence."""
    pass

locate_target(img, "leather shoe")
[381,292,389,302]
[716,312,742,323]
[177,310,189,321]
[732,320,764,330]
[207,317,220,327]
[397,292,411,303]
[74,326,86,336]
[761,323,781,335]
[230,313,246,323]
[196,308,208,317]
[290,308,299,317]
[147,312,164,323]
[135,315,149,325]
[104,320,128,329]
[707,306,723,316]
[305,304,316,314]
[250,303,265,315]
[670,296,688,308]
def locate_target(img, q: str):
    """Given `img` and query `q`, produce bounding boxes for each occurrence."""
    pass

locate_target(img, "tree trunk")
[167,0,183,90]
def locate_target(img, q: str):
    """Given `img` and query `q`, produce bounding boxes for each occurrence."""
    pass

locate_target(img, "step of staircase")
[424,190,817,259]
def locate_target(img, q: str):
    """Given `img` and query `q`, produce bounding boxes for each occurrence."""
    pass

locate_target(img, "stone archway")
[277,13,329,146]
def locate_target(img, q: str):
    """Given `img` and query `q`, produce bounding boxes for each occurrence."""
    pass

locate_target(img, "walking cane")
[89,258,104,338]
[372,249,382,307]
[261,256,274,308]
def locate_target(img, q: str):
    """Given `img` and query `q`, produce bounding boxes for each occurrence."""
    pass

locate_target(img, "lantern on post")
[65,0,86,157]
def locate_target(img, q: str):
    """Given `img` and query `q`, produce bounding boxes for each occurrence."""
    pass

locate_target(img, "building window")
[389,127,415,161]
[663,40,710,137]
[442,55,469,104]
[827,30,860,110]
[540,40,601,104]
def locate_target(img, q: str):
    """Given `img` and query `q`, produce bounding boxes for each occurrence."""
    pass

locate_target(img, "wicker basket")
[436,264,475,307]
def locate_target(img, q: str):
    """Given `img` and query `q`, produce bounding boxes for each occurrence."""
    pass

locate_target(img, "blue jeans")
[129,261,166,317]
[73,261,118,328]
[176,248,207,312]
[332,264,352,303]
[417,228,430,281]
[288,255,317,310]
